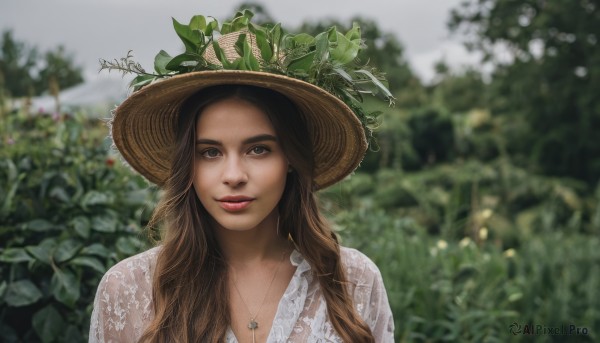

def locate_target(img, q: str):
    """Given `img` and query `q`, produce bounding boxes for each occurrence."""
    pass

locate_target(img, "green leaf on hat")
[345,22,361,41]
[330,31,360,65]
[333,68,354,85]
[269,23,283,61]
[131,74,154,91]
[165,52,200,72]
[189,14,219,36]
[353,73,379,94]
[248,23,272,62]
[220,22,233,35]
[314,31,331,65]
[154,50,173,75]
[189,15,206,32]
[234,33,247,57]
[291,33,315,46]
[212,41,233,69]
[355,69,394,100]
[172,17,201,53]
[228,59,241,69]
[235,34,260,71]
[339,86,363,105]
[224,10,253,34]
[203,17,219,36]
[287,51,316,73]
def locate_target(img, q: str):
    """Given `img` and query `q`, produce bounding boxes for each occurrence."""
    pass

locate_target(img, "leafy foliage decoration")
[99,10,395,145]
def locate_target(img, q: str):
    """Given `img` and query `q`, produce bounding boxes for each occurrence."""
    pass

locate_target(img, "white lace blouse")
[89,246,395,342]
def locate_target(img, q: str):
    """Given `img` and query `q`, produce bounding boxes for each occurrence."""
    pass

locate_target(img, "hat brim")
[112,70,367,189]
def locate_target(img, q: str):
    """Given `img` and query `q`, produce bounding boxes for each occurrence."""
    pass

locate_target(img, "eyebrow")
[195,134,278,146]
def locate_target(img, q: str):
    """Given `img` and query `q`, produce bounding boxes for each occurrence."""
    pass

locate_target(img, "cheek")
[192,164,214,199]
[261,162,289,192]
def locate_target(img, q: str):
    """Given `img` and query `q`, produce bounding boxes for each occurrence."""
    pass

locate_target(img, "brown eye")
[249,146,269,155]
[201,148,221,158]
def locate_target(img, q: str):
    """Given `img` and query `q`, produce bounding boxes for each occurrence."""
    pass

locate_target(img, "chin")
[211,214,265,232]
[210,208,279,233]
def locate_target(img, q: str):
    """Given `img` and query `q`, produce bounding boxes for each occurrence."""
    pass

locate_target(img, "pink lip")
[217,195,255,212]
[218,195,254,202]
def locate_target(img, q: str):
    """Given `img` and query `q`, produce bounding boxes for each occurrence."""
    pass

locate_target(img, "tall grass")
[328,202,599,342]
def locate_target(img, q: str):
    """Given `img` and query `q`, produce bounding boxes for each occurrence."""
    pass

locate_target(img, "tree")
[0,31,37,98]
[449,0,600,184]
[407,107,455,169]
[34,46,84,97]
[430,61,487,114]
[0,30,84,98]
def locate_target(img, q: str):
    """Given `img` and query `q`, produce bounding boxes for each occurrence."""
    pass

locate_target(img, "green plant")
[0,111,157,342]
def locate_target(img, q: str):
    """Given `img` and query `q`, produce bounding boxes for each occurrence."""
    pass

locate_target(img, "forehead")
[195,97,276,137]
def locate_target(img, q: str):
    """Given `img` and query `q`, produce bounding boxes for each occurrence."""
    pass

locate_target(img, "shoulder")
[339,246,382,286]
[97,246,161,295]
[339,247,395,340]
[104,246,160,279]
[90,247,161,341]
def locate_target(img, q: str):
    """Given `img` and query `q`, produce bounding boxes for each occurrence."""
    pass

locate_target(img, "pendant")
[248,320,258,343]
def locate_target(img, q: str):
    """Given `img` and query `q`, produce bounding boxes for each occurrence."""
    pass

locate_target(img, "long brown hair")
[139,85,374,342]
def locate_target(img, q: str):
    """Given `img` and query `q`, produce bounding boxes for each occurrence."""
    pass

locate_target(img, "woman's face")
[192,97,288,232]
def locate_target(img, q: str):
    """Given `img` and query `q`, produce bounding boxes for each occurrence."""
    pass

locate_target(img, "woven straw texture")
[204,30,261,65]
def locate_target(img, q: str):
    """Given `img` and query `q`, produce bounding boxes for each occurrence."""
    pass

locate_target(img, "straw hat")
[112,72,366,189]
[108,15,391,189]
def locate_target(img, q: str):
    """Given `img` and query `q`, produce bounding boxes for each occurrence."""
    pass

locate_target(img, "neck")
[214,210,289,266]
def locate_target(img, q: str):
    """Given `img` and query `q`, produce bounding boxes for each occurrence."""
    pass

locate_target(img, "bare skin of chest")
[228,262,296,343]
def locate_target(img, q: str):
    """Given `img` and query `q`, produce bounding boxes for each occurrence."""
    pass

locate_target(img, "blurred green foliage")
[328,204,600,342]
[0,112,156,342]
[449,0,600,184]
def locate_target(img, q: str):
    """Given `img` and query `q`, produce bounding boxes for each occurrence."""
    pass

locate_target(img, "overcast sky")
[1,0,479,84]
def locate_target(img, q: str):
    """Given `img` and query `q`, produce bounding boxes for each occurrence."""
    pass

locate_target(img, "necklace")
[231,249,287,343]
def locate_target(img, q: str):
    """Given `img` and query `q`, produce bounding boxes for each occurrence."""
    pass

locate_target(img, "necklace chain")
[230,249,287,342]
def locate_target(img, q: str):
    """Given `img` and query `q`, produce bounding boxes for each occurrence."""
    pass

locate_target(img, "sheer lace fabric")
[89,247,394,342]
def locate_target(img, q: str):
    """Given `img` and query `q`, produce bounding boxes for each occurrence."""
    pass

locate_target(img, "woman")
[90,12,394,343]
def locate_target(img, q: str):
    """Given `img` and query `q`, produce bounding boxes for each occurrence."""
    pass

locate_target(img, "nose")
[221,155,248,187]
